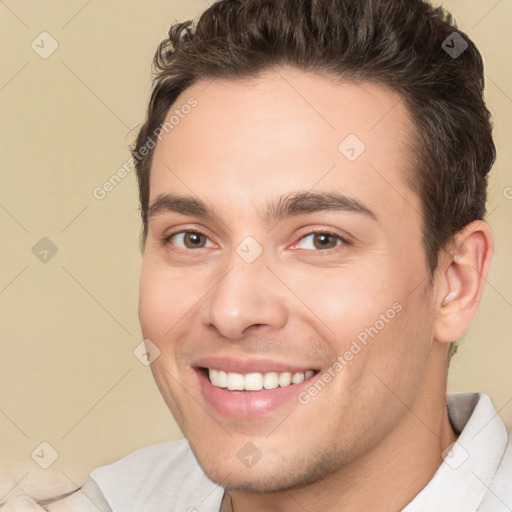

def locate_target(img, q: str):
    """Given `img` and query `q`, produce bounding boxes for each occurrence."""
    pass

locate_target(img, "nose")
[200,257,288,340]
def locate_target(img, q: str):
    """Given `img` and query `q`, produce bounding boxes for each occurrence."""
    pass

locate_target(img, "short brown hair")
[133,0,495,276]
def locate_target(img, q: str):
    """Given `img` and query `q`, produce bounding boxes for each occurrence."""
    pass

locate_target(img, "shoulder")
[89,439,224,512]
[91,438,194,479]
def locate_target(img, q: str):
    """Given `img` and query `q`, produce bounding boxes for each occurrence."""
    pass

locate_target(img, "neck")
[228,345,457,512]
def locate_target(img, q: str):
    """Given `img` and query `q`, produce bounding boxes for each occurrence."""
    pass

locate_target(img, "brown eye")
[183,232,207,248]
[166,231,213,249]
[295,232,344,250]
[312,233,339,249]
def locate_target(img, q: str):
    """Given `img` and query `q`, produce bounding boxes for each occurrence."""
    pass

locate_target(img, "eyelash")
[162,228,351,253]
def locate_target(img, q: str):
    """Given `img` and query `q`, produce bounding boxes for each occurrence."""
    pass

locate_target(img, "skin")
[138,67,493,512]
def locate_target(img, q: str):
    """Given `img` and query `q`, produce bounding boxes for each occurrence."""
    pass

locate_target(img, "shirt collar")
[402,392,509,512]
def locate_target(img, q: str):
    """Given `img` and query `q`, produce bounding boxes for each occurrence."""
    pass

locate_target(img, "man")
[5,0,510,510]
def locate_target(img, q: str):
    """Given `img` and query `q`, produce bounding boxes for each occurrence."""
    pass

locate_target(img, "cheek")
[138,269,168,339]
[290,264,430,400]
[138,260,201,338]
[288,268,399,352]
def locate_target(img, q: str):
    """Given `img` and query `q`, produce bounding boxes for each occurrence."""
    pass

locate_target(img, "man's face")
[138,68,439,492]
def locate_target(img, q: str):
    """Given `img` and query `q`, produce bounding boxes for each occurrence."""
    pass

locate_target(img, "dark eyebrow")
[265,191,378,224]
[147,191,378,225]
[148,193,222,223]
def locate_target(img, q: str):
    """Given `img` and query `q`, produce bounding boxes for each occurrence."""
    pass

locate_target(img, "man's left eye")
[293,232,347,250]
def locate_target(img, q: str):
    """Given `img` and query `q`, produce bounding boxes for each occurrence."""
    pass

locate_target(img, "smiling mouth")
[201,367,320,392]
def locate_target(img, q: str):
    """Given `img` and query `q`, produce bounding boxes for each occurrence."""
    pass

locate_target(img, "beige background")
[0,0,511,484]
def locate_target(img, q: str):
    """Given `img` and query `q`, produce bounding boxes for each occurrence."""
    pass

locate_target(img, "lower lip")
[196,369,315,419]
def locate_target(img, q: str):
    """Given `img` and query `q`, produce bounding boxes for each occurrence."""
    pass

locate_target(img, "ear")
[433,220,494,344]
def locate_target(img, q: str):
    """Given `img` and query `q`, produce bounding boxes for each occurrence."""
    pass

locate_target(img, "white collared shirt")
[87,392,511,511]
[402,392,511,511]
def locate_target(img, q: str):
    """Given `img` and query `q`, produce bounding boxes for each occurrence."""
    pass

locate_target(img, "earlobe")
[433,220,494,344]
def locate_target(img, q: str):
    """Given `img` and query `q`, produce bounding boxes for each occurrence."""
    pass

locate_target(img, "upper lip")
[192,356,320,374]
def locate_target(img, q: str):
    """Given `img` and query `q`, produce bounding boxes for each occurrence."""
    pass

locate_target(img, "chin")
[193,445,342,495]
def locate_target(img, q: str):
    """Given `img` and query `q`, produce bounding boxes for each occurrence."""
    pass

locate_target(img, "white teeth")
[278,372,292,387]
[263,372,279,389]
[227,372,244,391]
[244,373,263,391]
[217,370,228,388]
[210,368,219,384]
[208,369,315,391]
[292,372,305,384]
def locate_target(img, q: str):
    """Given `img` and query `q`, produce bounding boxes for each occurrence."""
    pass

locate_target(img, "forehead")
[149,68,421,227]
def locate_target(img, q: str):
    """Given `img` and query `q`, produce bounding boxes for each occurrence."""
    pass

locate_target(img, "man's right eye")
[164,230,215,250]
